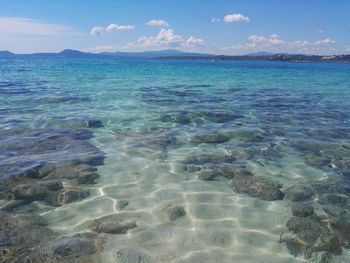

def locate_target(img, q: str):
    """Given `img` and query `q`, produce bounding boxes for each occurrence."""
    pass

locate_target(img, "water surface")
[1,58,350,262]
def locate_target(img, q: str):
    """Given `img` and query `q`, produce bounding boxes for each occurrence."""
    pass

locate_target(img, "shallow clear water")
[1,58,350,262]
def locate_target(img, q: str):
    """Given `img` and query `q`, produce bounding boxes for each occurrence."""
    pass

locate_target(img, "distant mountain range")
[1,49,349,62]
[0,49,213,59]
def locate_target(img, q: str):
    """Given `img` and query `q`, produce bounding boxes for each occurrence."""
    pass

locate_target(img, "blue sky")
[0,0,349,54]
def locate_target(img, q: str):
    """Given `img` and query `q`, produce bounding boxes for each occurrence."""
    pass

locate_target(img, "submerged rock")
[180,164,202,173]
[282,179,350,258]
[46,189,90,206]
[196,164,253,181]
[158,113,193,125]
[0,128,105,262]
[167,205,186,221]
[9,163,45,179]
[117,200,129,210]
[12,185,49,200]
[284,184,314,202]
[322,205,347,218]
[234,149,252,160]
[197,172,218,181]
[41,180,64,191]
[332,157,350,177]
[0,212,58,261]
[318,194,349,205]
[157,110,241,125]
[126,131,178,160]
[292,139,334,154]
[193,133,230,144]
[328,212,350,244]
[232,176,284,201]
[182,154,236,165]
[304,156,332,168]
[90,214,137,234]
[85,119,103,128]
[281,216,328,257]
[280,232,305,257]
[292,204,314,217]
[312,182,350,197]
[42,163,100,185]
[306,233,342,257]
[18,232,104,263]
[241,133,265,143]
[52,233,104,258]
[201,111,241,123]
[116,247,153,263]
[210,164,253,179]
[0,200,32,212]
[282,214,345,258]
[135,133,177,149]
[1,129,104,179]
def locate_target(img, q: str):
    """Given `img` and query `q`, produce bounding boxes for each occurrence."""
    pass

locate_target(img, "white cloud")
[248,34,284,45]
[88,43,136,52]
[288,39,335,47]
[314,38,336,45]
[318,29,324,34]
[223,43,256,51]
[90,26,105,36]
[224,34,338,55]
[211,17,220,23]
[90,23,134,36]
[224,13,250,23]
[270,39,284,45]
[0,16,79,36]
[247,35,267,43]
[90,28,204,52]
[226,34,286,51]
[106,24,134,32]
[146,19,169,27]
[138,28,183,48]
[138,29,204,50]
[289,40,310,47]
[185,36,204,48]
[89,45,116,52]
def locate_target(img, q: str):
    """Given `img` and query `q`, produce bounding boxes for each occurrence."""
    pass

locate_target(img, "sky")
[0,0,349,55]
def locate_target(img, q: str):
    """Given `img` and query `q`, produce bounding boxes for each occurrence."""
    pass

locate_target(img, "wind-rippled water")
[1,58,350,262]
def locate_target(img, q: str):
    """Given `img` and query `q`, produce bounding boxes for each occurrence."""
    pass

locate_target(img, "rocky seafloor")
[2,101,350,262]
[1,59,350,262]
[0,125,107,262]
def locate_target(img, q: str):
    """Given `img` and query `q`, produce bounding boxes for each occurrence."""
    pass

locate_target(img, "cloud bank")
[224,34,337,54]
[90,28,204,52]
[138,29,204,50]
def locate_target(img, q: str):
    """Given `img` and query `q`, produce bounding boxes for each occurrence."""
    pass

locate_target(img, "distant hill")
[58,49,97,57]
[0,49,213,59]
[245,51,275,56]
[0,49,349,62]
[0,51,15,58]
[101,49,213,58]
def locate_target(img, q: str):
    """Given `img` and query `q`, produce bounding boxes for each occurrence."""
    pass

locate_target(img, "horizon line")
[1,49,349,57]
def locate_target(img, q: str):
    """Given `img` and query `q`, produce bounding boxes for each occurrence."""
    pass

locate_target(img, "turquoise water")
[1,58,350,262]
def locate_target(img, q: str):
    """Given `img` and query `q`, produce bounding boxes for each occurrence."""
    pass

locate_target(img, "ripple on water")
[2,59,350,262]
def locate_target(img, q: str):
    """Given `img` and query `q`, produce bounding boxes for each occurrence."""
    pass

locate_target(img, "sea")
[1,57,350,262]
